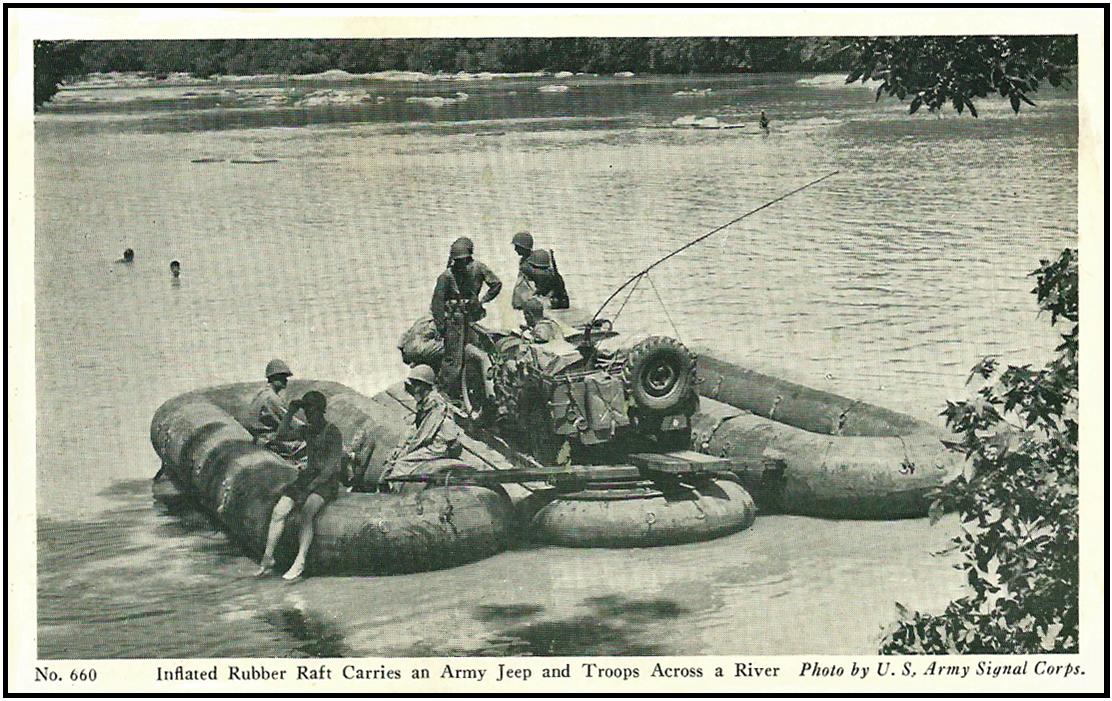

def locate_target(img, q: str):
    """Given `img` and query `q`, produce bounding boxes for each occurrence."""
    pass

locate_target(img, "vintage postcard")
[5,6,1106,695]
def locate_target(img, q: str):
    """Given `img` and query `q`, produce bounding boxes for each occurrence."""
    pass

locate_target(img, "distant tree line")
[69,37,851,79]
[35,36,1076,113]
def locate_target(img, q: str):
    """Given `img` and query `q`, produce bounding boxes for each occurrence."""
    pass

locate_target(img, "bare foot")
[254,559,275,577]
[282,561,305,581]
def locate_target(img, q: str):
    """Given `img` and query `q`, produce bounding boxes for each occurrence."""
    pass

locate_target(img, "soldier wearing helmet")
[257,389,345,581]
[430,238,501,403]
[431,237,502,334]
[248,359,306,459]
[514,247,571,310]
[378,365,463,488]
[521,297,561,344]
[512,231,534,272]
[511,231,538,309]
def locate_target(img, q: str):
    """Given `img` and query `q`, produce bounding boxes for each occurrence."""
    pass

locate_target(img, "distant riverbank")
[63,68,864,93]
[72,38,850,79]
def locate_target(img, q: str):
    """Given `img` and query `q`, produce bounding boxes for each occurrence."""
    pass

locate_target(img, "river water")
[34,72,1076,658]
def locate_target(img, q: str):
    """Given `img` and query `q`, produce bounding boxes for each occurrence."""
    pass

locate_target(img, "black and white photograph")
[6,7,1106,695]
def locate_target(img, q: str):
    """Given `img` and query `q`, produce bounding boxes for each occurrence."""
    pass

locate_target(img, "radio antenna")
[586,170,840,334]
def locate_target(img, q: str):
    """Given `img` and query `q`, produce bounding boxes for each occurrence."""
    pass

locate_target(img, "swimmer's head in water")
[170,260,181,276]
[122,248,134,262]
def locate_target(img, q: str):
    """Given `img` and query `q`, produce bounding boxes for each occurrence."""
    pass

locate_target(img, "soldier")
[511,231,537,309]
[521,296,561,343]
[380,365,464,485]
[430,238,499,405]
[512,230,533,271]
[248,359,306,460]
[517,248,570,310]
[256,390,344,581]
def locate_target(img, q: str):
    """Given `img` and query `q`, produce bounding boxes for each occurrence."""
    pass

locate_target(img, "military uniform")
[248,385,306,460]
[431,261,501,393]
[512,249,569,310]
[381,389,463,483]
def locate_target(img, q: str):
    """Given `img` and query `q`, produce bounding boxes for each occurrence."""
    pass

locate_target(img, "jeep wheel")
[621,336,696,414]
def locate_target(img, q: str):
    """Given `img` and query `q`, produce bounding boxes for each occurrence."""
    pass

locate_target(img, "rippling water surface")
[35,72,1076,658]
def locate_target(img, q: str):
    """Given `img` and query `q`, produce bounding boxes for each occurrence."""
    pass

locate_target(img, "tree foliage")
[881,249,1079,654]
[32,36,1079,113]
[33,40,84,111]
[845,36,1077,117]
[68,37,851,78]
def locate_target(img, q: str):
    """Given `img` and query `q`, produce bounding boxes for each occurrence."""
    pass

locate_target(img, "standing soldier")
[430,238,500,407]
[511,231,536,309]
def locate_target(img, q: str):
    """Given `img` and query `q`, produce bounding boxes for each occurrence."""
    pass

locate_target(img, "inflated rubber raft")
[151,380,758,566]
[692,353,963,519]
[521,474,755,548]
[369,383,758,549]
[150,380,515,575]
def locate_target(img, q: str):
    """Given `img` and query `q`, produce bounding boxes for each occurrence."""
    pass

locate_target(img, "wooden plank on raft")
[385,464,642,485]
[627,450,731,474]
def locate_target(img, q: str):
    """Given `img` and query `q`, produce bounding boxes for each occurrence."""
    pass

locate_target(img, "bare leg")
[256,495,294,576]
[283,493,325,580]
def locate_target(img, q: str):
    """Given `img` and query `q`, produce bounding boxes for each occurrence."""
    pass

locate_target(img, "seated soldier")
[256,390,344,581]
[248,359,306,461]
[378,365,464,488]
[521,296,561,344]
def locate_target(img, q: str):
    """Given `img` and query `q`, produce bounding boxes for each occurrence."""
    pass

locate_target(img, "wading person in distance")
[170,260,181,277]
[378,365,463,487]
[248,359,306,460]
[759,110,770,131]
[431,238,500,407]
[256,390,343,581]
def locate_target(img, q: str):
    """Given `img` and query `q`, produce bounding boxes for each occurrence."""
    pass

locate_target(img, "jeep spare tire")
[622,336,696,414]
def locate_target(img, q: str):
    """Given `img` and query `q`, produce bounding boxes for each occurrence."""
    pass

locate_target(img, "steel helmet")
[300,390,327,412]
[512,231,534,250]
[527,249,552,269]
[449,238,472,261]
[265,359,293,379]
[405,364,437,388]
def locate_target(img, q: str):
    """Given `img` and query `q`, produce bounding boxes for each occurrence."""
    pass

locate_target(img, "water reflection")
[261,605,351,658]
[480,595,687,656]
